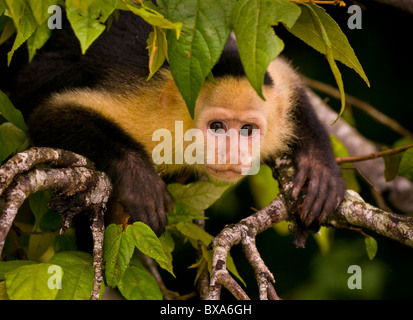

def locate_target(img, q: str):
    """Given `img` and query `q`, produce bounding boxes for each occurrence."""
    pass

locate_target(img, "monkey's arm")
[27,104,172,235]
[292,88,345,227]
[270,88,345,228]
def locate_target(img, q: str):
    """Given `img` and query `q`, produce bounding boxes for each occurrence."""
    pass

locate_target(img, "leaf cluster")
[1,0,369,118]
[0,178,236,299]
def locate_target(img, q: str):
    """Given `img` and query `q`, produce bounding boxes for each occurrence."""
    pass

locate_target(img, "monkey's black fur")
[212,38,274,86]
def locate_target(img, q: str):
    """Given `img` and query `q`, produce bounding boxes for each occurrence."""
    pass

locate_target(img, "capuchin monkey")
[1,11,345,236]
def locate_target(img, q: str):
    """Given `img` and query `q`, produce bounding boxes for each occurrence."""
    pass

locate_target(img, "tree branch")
[206,196,287,300]
[2,140,413,301]
[0,147,111,300]
[336,144,413,164]
[0,147,94,195]
[328,190,413,247]
[206,155,413,300]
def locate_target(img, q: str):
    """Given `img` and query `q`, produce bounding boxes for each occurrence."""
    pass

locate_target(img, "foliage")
[0,0,410,300]
[0,0,368,116]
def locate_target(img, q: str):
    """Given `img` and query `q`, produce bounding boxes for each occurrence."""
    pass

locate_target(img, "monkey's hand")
[292,152,345,228]
[112,154,173,236]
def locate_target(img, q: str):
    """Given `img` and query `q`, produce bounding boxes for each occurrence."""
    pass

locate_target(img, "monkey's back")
[5,11,154,117]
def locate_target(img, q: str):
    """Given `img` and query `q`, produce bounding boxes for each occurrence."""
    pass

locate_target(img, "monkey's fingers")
[292,163,310,200]
[301,169,325,226]
[318,179,345,225]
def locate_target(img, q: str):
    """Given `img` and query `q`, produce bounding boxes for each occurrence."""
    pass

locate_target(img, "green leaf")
[298,3,347,121]
[225,252,246,287]
[0,1,6,15]
[52,233,77,253]
[117,264,162,300]
[167,202,206,225]
[66,0,117,54]
[0,281,9,300]
[393,137,413,149]
[158,230,175,268]
[167,181,230,213]
[27,0,60,25]
[176,222,246,286]
[399,148,413,181]
[5,0,38,65]
[0,19,16,45]
[288,3,369,87]
[0,261,37,281]
[122,0,182,32]
[312,227,332,255]
[196,231,246,286]
[49,251,99,300]
[146,27,167,80]
[40,210,63,232]
[287,3,369,121]
[232,0,300,99]
[26,21,51,62]
[29,191,53,227]
[382,147,402,182]
[27,232,56,261]
[5,263,62,300]
[365,236,378,261]
[248,165,291,236]
[0,123,27,162]
[167,0,234,117]
[247,164,278,209]
[103,224,135,287]
[330,135,360,192]
[128,222,174,276]
[0,90,28,135]
[176,221,213,246]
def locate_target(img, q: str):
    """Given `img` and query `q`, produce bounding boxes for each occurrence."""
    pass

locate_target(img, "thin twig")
[90,205,106,300]
[336,143,413,164]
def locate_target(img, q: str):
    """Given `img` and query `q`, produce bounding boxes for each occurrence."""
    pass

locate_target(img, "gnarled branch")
[2,146,412,301]
[206,156,413,300]
[0,147,112,300]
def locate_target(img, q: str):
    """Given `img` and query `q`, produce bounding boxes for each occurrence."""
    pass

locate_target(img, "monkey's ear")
[158,78,185,108]
[158,89,176,109]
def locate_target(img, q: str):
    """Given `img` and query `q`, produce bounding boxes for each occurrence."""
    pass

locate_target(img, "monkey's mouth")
[205,165,246,181]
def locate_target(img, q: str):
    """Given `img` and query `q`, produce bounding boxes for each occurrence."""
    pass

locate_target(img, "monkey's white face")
[196,106,266,183]
[192,71,296,183]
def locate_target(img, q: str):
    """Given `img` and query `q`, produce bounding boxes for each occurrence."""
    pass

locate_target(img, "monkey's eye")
[209,121,227,134]
[240,124,255,137]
